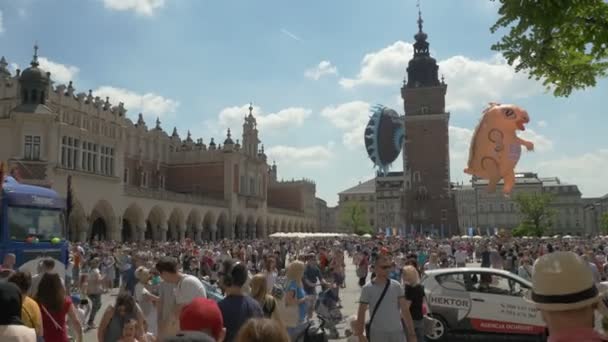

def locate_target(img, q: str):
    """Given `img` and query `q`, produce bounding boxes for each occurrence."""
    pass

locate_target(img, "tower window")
[22,90,29,103]
[124,168,129,184]
[31,90,38,104]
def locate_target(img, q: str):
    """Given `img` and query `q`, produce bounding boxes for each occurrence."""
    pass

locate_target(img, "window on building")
[250,177,255,195]
[24,135,41,160]
[441,209,447,220]
[414,171,421,183]
[420,106,429,114]
[60,136,80,169]
[99,146,114,176]
[240,175,246,194]
[92,144,97,172]
[142,172,148,188]
[123,168,129,184]
[370,219,374,226]
[159,175,165,189]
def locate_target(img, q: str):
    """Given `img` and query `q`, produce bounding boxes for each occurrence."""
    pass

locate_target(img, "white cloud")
[280,28,301,41]
[439,55,543,112]
[102,0,165,16]
[0,10,4,34]
[218,104,311,134]
[266,144,332,168]
[93,86,179,120]
[320,101,371,149]
[340,40,544,112]
[339,41,412,88]
[38,57,80,84]
[536,149,608,197]
[305,61,338,80]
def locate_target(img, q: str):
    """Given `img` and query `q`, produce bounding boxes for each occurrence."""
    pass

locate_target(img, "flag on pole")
[65,175,74,240]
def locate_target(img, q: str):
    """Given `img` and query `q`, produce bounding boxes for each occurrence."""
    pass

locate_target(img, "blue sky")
[1,0,606,206]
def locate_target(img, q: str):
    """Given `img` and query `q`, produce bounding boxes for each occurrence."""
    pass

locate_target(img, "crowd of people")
[0,234,607,341]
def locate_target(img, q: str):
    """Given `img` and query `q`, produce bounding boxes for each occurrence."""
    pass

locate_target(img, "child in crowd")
[117,319,142,342]
[71,295,91,326]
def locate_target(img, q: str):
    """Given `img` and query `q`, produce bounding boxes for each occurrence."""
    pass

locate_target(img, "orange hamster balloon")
[464,103,534,196]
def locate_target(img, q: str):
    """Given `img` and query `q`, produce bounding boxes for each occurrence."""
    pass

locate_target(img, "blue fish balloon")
[364,105,405,176]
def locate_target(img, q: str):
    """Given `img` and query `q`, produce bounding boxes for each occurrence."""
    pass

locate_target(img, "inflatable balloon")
[464,102,534,196]
[51,237,61,244]
[364,104,405,176]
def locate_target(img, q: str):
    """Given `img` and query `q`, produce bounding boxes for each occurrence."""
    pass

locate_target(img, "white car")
[422,267,546,341]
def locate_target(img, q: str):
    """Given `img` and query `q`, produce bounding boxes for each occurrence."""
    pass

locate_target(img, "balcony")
[123,185,227,207]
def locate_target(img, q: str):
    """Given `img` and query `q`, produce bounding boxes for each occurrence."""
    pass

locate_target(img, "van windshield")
[8,206,65,241]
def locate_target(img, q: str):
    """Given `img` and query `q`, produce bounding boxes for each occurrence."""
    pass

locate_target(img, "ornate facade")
[0,48,318,242]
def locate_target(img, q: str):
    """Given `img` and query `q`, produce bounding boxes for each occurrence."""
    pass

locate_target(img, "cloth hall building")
[0,48,319,242]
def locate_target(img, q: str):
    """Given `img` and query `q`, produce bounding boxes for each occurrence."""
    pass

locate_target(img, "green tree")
[512,192,556,237]
[340,201,372,235]
[490,0,608,97]
[601,212,608,234]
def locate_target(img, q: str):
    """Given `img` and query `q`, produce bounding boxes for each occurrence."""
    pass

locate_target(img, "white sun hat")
[525,251,603,311]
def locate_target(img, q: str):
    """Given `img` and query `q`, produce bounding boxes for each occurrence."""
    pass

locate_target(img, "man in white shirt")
[454,246,468,267]
[156,256,206,316]
[29,258,64,297]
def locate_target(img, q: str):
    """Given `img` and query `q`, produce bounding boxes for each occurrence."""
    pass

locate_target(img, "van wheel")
[425,314,448,341]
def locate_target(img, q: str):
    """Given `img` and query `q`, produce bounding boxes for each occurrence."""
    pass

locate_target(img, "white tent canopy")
[269,232,350,238]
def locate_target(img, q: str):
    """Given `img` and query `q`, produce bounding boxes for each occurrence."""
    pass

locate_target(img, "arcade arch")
[89,200,115,241]
[168,208,186,241]
[122,203,145,242]
[147,206,166,241]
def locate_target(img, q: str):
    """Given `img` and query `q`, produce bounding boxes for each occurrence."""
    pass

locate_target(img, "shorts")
[333,272,344,286]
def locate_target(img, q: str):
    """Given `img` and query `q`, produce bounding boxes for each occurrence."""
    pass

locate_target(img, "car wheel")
[425,314,448,341]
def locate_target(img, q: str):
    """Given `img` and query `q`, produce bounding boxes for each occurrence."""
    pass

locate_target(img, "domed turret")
[405,9,440,88]
[223,128,234,145]
[19,44,52,107]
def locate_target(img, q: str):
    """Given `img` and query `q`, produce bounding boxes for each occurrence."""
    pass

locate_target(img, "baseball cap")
[179,298,224,340]
[163,331,216,342]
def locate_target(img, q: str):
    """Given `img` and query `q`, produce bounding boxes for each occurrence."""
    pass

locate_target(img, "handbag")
[365,279,390,340]
[356,265,368,278]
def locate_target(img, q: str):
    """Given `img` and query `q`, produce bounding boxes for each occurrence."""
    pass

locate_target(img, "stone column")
[194,223,203,242]
[209,224,217,242]
[238,223,246,240]
[137,226,146,242]
[78,229,87,242]
[110,217,121,241]
[179,224,186,242]
[159,223,168,242]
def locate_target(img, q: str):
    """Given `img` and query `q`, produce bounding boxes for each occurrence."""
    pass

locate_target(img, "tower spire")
[417,0,423,33]
[31,43,40,67]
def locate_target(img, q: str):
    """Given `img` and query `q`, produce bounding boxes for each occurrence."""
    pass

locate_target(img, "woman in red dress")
[35,273,82,342]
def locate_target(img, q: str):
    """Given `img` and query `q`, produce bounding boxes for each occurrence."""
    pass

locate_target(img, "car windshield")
[7,206,65,241]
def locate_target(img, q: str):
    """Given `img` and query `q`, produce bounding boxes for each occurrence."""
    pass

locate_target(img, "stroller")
[314,286,342,339]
